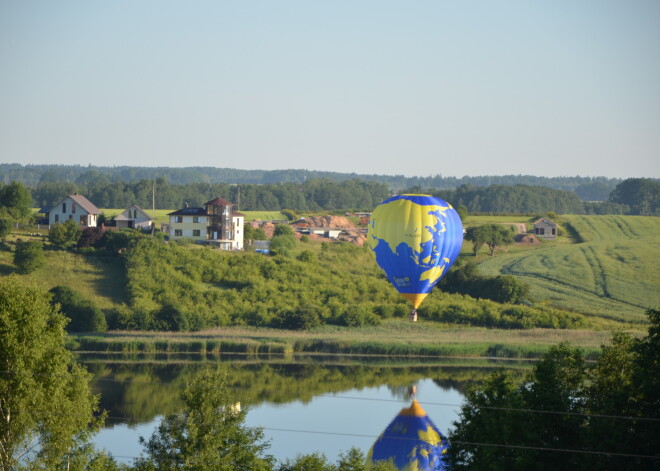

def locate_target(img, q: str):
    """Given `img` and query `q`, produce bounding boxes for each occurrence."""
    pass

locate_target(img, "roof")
[205,197,234,207]
[52,194,100,215]
[167,207,207,216]
[232,211,245,217]
[533,218,557,226]
[115,205,154,221]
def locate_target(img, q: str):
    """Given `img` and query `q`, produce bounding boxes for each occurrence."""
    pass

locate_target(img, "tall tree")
[0,276,104,470]
[49,219,82,249]
[135,368,273,471]
[0,181,33,221]
[465,224,513,256]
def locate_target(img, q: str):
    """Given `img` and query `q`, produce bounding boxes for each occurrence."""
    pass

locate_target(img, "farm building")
[533,218,557,239]
[115,205,153,230]
[48,193,100,227]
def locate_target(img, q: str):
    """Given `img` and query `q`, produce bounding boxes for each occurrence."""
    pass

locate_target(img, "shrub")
[49,286,107,332]
[48,219,81,249]
[14,240,45,274]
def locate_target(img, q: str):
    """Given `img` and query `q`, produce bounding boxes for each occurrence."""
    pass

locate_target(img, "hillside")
[476,215,660,323]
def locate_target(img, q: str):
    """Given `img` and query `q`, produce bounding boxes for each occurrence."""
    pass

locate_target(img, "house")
[533,218,557,239]
[49,193,100,227]
[167,197,244,250]
[115,205,154,230]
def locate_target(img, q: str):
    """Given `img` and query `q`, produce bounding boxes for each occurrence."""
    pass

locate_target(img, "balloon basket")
[409,309,418,322]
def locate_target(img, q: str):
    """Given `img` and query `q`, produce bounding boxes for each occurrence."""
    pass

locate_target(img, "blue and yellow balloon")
[367,195,463,313]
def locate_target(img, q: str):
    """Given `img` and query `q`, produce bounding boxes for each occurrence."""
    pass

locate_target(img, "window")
[192,230,201,237]
[539,228,545,235]
[72,203,76,214]
[552,228,556,235]
[80,216,86,225]
[62,203,66,213]
[175,216,183,223]
[174,229,183,237]
[55,215,59,223]
[193,216,200,223]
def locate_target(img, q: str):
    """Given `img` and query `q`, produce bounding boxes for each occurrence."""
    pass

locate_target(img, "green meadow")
[475,215,660,323]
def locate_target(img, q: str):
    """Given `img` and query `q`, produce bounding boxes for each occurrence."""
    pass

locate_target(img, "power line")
[3,370,659,423]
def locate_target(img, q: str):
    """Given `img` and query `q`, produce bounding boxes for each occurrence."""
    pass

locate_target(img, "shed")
[533,218,557,239]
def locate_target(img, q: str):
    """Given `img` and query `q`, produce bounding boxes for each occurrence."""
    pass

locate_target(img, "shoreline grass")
[69,321,624,360]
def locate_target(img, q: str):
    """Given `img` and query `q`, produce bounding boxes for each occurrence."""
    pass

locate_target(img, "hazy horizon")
[2,1,659,179]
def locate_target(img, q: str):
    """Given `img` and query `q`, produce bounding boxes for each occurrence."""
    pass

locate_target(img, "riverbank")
[69,321,625,360]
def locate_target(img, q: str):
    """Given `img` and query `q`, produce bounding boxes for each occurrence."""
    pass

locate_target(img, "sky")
[1,1,659,179]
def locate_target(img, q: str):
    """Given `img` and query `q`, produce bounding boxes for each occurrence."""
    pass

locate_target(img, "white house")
[49,194,100,227]
[115,205,154,230]
[167,197,244,250]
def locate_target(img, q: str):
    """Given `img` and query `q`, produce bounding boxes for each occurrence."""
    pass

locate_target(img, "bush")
[14,240,45,274]
[48,220,81,249]
[0,218,12,241]
[272,308,321,330]
[77,226,105,248]
[49,286,107,332]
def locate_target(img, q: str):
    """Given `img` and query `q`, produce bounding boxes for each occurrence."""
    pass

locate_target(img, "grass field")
[476,215,660,323]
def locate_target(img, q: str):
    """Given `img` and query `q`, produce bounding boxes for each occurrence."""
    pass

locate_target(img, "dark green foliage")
[101,229,146,252]
[77,226,106,248]
[0,219,11,241]
[446,309,660,470]
[154,303,189,332]
[296,250,315,262]
[464,224,513,256]
[272,308,322,331]
[608,178,660,215]
[0,181,33,221]
[117,237,584,331]
[48,219,81,249]
[273,224,294,236]
[433,184,587,215]
[275,448,397,471]
[456,205,468,222]
[280,209,299,221]
[269,234,297,257]
[440,263,530,304]
[50,286,107,333]
[13,240,45,274]
[135,368,273,471]
[0,277,104,470]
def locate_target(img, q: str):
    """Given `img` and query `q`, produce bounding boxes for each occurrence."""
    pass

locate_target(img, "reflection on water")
[82,353,527,465]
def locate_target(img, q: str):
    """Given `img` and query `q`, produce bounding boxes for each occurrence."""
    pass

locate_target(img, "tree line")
[1,174,657,216]
[1,163,624,196]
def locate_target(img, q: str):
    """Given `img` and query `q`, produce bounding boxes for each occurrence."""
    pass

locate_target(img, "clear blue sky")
[1,1,658,178]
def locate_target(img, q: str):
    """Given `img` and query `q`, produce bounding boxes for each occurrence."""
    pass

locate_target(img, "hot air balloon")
[367,194,463,320]
[368,399,449,470]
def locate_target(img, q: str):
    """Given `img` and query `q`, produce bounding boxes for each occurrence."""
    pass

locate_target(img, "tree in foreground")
[135,368,273,471]
[0,276,105,471]
[446,308,660,471]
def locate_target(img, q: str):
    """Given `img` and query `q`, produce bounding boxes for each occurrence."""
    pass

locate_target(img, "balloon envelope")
[367,194,463,309]
[368,399,449,470]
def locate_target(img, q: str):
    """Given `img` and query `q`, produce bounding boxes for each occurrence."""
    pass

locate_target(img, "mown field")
[475,215,660,323]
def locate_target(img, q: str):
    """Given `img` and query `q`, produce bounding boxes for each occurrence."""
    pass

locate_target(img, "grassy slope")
[475,215,660,323]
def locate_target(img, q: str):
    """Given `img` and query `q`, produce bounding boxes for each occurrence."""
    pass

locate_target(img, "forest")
[1,169,658,215]
[0,163,624,197]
